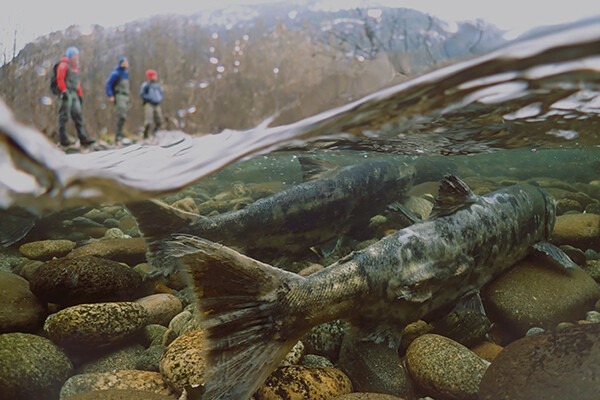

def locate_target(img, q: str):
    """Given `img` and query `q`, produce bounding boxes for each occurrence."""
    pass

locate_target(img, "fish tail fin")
[126,199,201,275]
[168,235,305,400]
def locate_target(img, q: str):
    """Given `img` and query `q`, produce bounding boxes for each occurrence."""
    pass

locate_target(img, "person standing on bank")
[140,69,164,138]
[106,56,131,142]
[56,46,95,147]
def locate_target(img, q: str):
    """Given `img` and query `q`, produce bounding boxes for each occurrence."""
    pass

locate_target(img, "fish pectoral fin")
[452,290,486,315]
[0,207,39,247]
[394,282,432,303]
[430,175,477,218]
[359,324,404,350]
[531,241,578,269]
[387,201,422,224]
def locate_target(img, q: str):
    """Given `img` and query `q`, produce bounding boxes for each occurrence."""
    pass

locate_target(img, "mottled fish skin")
[128,159,415,270]
[170,180,556,400]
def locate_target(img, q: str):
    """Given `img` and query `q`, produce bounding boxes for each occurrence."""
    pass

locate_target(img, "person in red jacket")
[56,46,94,147]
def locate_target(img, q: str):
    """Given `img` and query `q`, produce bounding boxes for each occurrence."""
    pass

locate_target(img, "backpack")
[49,62,61,95]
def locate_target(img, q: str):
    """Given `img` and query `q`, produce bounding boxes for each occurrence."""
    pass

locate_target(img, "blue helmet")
[66,46,79,58]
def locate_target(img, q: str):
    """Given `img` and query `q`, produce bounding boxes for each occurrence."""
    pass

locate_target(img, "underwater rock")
[398,320,435,354]
[18,239,76,261]
[406,334,488,400]
[72,216,104,228]
[66,238,147,266]
[159,328,205,393]
[528,178,578,193]
[555,198,583,214]
[168,310,194,336]
[406,181,439,200]
[100,227,127,240]
[478,323,600,400]
[119,215,139,236]
[469,341,503,363]
[281,341,305,366]
[551,213,600,251]
[338,328,416,399]
[141,324,173,348]
[136,345,165,372]
[302,320,349,363]
[403,196,433,220]
[0,332,73,400]
[583,259,600,282]
[586,310,600,323]
[254,365,352,400]
[18,259,44,281]
[103,218,122,230]
[0,248,26,273]
[44,302,148,349]
[136,294,183,327]
[0,271,46,333]
[300,354,334,368]
[483,257,600,337]
[585,202,600,215]
[563,191,596,208]
[76,343,144,374]
[82,209,113,224]
[332,394,407,400]
[30,256,142,306]
[525,327,545,336]
[558,245,587,265]
[556,321,576,330]
[60,370,177,399]
[368,214,387,229]
[432,309,491,348]
[61,389,177,400]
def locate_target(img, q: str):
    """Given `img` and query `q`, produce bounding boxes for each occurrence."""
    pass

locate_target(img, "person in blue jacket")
[140,69,164,138]
[105,57,130,142]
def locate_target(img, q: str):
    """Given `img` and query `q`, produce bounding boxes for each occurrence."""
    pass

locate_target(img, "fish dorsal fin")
[298,157,338,182]
[430,175,477,218]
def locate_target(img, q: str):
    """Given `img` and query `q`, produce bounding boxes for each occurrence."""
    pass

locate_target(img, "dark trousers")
[115,93,130,138]
[58,91,89,144]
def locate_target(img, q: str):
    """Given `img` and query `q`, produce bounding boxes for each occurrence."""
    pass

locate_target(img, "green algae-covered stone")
[0,332,73,400]
[44,302,148,349]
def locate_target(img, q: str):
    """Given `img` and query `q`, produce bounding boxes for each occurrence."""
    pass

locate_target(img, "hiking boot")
[80,137,96,146]
[60,139,75,147]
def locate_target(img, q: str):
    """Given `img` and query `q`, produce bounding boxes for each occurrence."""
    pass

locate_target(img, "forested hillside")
[0,3,506,141]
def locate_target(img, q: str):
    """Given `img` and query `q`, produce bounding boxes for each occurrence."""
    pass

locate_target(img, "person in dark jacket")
[56,46,95,147]
[105,57,130,142]
[140,69,164,138]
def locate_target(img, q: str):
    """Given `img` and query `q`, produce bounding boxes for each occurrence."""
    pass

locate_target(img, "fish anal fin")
[430,175,477,218]
[531,241,577,269]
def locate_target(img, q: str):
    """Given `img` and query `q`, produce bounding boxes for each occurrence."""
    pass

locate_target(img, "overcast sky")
[3,0,600,61]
